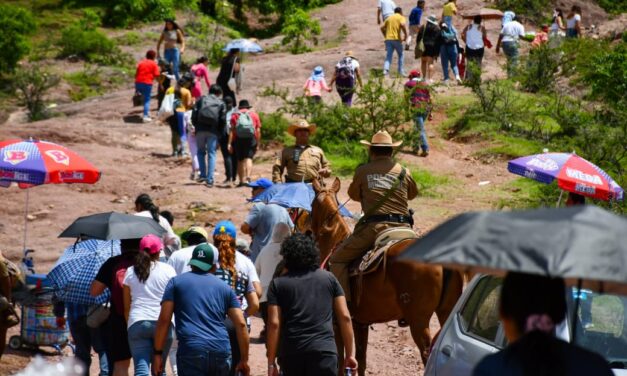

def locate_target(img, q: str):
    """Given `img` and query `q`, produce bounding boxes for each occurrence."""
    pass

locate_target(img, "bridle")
[312,189,351,229]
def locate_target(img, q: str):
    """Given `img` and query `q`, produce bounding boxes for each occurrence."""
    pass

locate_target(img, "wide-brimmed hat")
[360,130,402,147]
[427,15,438,25]
[288,119,317,136]
[345,50,355,58]
[238,99,252,109]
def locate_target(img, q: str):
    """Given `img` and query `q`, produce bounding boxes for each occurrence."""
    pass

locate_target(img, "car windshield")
[568,288,627,369]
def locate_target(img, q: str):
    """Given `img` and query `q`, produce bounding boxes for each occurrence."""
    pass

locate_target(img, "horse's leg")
[408,317,432,366]
[354,322,369,376]
[435,269,465,325]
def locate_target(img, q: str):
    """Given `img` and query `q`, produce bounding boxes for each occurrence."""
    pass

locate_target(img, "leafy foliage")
[103,0,198,27]
[281,9,321,54]
[0,4,36,73]
[12,66,61,121]
[517,44,561,93]
[595,0,627,14]
[185,14,239,67]
[494,0,550,22]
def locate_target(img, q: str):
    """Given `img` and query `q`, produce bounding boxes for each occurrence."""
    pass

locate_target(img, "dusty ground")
[0,0,549,374]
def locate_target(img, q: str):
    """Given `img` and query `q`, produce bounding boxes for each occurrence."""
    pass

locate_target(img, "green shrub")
[65,66,105,101]
[281,9,321,54]
[517,44,561,93]
[116,31,143,46]
[0,4,36,73]
[494,0,550,22]
[259,112,290,144]
[104,0,198,27]
[186,14,239,67]
[595,0,627,14]
[12,66,60,121]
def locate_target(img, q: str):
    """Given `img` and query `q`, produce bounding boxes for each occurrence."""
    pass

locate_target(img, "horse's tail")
[435,267,464,323]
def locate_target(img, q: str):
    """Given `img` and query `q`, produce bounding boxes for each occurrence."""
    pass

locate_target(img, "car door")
[425,275,505,376]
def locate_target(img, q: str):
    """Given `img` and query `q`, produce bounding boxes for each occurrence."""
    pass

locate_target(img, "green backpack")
[235,112,255,139]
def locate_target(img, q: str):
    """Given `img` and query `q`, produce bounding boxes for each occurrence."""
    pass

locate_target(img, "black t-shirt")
[94,253,135,316]
[267,269,344,356]
[216,55,238,85]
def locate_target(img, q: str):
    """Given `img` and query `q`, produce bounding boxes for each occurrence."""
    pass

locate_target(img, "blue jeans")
[414,114,429,152]
[135,83,152,117]
[127,320,173,376]
[164,48,180,80]
[502,41,519,78]
[69,316,112,376]
[384,40,405,75]
[177,350,231,376]
[196,131,219,183]
[176,111,187,144]
[440,44,459,80]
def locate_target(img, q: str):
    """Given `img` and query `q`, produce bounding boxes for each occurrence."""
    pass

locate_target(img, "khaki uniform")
[272,145,330,183]
[330,156,418,301]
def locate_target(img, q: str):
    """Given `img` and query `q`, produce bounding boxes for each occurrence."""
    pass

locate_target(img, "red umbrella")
[0,138,101,250]
[461,8,504,20]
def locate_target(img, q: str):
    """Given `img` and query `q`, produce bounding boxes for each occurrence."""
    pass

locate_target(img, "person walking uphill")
[272,119,331,183]
[329,52,363,107]
[496,13,527,78]
[217,48,241,105]
[377,0,397,24]
[462,15,488,80]
[266,234,357,376]
[156,19,185,81]
[228,99,261,186]
[303,66,332,104]
[192,84,226,187]
[330,131,418,303]
[190,56,211,99]
[381,7,408,77]
[405,70,431,157]
[439,23,462,84]
[122,235,176,376]
[135,50,160,123]
[152,245,250,376]
[416,15,442,83]
[406,0,425,50]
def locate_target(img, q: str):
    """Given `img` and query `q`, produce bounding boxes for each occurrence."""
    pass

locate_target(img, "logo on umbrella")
[45,150,70,166]
[565,168,603,185]
[3,150,28,165]
[60,171,84,180]
[526,156,558,171]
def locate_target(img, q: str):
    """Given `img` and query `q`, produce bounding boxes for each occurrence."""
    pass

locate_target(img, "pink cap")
[139,234,163,255]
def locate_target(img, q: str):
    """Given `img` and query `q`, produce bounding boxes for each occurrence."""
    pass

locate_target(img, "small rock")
[150,184,163,190]
[465,173,474,178]
[48,204,55,209]
[27,214,37,221]
[511,188,521,193]
[32,210,51,218]
[188,201,207,210]
[478,181,491,186]
[111,197,127,204]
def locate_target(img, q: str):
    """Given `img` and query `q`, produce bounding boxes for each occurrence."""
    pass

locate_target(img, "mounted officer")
[272,119,332,183]
[330,130,418,303]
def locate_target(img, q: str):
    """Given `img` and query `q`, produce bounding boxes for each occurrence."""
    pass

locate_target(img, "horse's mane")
[311,184,352,261]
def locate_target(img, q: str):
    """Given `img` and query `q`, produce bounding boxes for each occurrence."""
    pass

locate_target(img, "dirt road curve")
[0,0,521,374]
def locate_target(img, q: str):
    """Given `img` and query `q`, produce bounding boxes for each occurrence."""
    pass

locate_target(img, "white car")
[425,274,627,376]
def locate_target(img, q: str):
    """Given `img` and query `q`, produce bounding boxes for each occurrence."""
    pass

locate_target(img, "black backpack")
[195,95,223,131]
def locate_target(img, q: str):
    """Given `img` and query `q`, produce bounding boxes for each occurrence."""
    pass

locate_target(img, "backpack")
[235,112,256,139]
[335,57,356,81]
[196,95,223,130]
[2,258,24,293]
[441,29,457,44]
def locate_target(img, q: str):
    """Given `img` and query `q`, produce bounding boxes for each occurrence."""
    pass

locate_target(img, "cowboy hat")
[238,99,252,109]
[427,15,438,25]
[288,119,317,136]
[360,130,402,147]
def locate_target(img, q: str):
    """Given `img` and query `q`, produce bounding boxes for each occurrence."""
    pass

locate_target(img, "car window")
[459,276,503,344]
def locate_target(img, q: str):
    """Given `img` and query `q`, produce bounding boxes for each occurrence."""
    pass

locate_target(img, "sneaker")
[196,176,206,183]
[443,79,450,87]
[383,70,389,76]
[189,171,197,181]
[404,44,410,51]
[205,181,214,188]
[142,116,152,123]
[420,150,429,157]
[455,75,463,84]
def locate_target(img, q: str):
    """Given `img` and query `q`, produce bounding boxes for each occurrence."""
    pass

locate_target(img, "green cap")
[188,244,219,272]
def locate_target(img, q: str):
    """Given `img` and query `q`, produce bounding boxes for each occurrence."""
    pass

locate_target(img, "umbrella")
[48,240,121,305]
[399,205,627,295]
[0,138,101,250]
[251,182,353,217]
[461,8,504,20]
[223,39,263,53]
[59,212,166,240]
[508,152,624,202]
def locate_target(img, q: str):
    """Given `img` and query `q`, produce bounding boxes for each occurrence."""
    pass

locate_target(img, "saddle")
[348,228,418,277]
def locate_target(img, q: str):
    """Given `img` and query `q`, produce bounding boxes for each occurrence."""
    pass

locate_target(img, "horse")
[311,178,464,375]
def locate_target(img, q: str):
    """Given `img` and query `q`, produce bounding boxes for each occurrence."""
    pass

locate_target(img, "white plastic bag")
[158,93,175,121]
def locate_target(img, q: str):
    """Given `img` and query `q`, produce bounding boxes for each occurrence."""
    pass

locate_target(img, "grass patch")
[115,31,143,46]
[64,65,128,101]
[410,167,454,198]
[477,134,545,159]
[316,23,349,51]
[327,143,368,177]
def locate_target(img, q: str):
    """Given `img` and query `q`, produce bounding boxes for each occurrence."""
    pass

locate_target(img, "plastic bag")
[158,93,175,121]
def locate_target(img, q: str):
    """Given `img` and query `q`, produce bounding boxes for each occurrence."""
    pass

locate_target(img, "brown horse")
[311,178,464,375]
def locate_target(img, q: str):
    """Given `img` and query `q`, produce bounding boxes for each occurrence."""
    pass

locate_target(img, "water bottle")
[345,368,354,376]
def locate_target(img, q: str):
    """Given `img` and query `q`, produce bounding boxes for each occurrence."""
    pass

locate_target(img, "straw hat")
[288,119,317,136]
[360,130,402,147]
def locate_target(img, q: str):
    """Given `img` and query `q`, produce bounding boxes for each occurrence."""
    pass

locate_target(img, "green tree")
[12,66,60,121]
[0,4,36,72]
[281,8,321,54]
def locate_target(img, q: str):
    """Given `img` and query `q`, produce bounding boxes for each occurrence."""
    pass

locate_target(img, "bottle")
[345,368,354,376]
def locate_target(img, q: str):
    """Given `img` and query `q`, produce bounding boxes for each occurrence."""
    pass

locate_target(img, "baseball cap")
[409,70,421,79]
[139,234,163,255]
[181,226,209,242]
[213,220,237,239]
[188,244,219,271]
[247,178,273,189]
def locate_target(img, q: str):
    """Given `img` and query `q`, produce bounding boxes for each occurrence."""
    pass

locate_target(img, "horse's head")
[311,178,351,259]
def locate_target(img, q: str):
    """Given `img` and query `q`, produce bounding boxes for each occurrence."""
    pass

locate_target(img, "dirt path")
[0,0,521,374]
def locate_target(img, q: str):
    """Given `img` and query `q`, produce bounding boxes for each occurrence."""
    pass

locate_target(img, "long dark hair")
[214,233,237,288]
[552,8,564,23]
[163,19,182,32]
[500,272,567,376]
[135,193,160,223]
[133,250,158,283]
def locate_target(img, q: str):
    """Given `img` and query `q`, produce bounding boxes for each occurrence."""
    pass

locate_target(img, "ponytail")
[134,250,154,283]
[214,234,237,289]
[135,193,160,223]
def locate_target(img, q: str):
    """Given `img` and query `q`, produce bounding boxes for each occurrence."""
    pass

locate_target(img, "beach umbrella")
[0,138,101,250]
[49,240,121,305]
[58,212,166,240]
[508,152,624,202]
[250,182,353,217]
[223,39,263,53]
[461,8,504,20]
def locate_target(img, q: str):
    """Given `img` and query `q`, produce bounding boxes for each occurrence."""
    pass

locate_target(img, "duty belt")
[362,214,412,224]
[285,176,313,183]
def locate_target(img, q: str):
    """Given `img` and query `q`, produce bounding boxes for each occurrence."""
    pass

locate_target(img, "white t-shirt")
[167,244,202,275]
[566,14,580,29]
[254,242,282,303]
[134,211,181,251]
[465,24,484,50]
[501,21,525,43]
[379,0,397,20]
[123,262,176,328]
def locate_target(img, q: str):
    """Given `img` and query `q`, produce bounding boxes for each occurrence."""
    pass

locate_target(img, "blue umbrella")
[49,240,120,305]
[251,183,353,217]
[223,39,263,53]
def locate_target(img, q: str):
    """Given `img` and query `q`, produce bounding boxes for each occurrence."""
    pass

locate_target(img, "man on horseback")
[330,130,418,304]
[272,119,332,183]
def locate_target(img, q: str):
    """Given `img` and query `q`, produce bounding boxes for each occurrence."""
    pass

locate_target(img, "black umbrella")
[59,212,166,240]
[399,205,627,295]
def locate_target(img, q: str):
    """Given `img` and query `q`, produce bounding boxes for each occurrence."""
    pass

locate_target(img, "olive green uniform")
[330,156,418,301]
[272,145,330,183]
